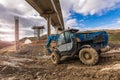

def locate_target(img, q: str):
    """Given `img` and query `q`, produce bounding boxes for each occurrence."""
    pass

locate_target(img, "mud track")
[0,44,120,80]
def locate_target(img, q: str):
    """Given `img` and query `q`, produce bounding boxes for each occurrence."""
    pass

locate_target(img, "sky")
[0,0,120,41]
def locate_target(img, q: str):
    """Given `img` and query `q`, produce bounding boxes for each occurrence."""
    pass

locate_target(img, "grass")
[105,30,120,44]
[108,33,120,44]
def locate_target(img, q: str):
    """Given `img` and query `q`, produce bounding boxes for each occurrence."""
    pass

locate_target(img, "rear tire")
[51,52,60,64]
[79,48,99,65]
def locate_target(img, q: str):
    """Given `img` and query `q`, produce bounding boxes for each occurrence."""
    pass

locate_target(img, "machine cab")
[56,29,78,52]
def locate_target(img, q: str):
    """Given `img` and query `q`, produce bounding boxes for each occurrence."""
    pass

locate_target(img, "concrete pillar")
[55,27,58,34]
[14,16,19,51]
[37,29,40,40]
[47,15,51,37]
[34,29,35,37]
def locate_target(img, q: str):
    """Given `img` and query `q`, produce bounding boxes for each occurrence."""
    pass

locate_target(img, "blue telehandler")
[45,29,109,65]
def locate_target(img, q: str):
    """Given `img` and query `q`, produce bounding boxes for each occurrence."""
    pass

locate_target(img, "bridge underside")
[26,0,64,36]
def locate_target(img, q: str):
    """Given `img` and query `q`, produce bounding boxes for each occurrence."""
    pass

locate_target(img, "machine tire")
[51,52,60,64]
[79,48,99,65]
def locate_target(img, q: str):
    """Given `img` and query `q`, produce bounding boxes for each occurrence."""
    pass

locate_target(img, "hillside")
[20,35,47,42]
[0,40,13,49]
[106,30,120,44]
[20,29,120,44]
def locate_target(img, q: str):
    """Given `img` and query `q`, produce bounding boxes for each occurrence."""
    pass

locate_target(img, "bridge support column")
[14,16,19,51]
[32,26,44,41]
[47,15,51,38]
[55,27,58,34]
[37,29,40,40]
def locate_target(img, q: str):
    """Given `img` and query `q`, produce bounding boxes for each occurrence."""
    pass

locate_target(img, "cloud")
[65,19,77,28]
[0,0,32,15]
[86,18,120,30]
[116,19,120,23]
[60,0,75,19]
[0,31,11,34]
[0,0,47,41]
[64,18,120,31]
[0,0,120,41]
[61,0,120,17]
[0,34,14,41]
[65,18,86,31]
[0,1,46,27]
[73,0,120,15]
[60,0,120,31]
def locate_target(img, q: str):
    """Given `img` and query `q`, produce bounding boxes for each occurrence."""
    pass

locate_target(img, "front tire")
[79,48,99,65]
[51,52,60,64]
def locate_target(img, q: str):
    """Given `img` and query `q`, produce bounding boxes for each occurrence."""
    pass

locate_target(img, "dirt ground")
[0,43,120,80]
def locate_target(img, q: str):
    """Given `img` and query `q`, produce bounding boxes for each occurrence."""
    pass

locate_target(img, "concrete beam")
[26,0,64,30]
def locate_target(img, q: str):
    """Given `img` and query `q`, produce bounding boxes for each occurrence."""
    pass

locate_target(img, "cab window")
[64,31,71,43]
[57,33,65,46]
